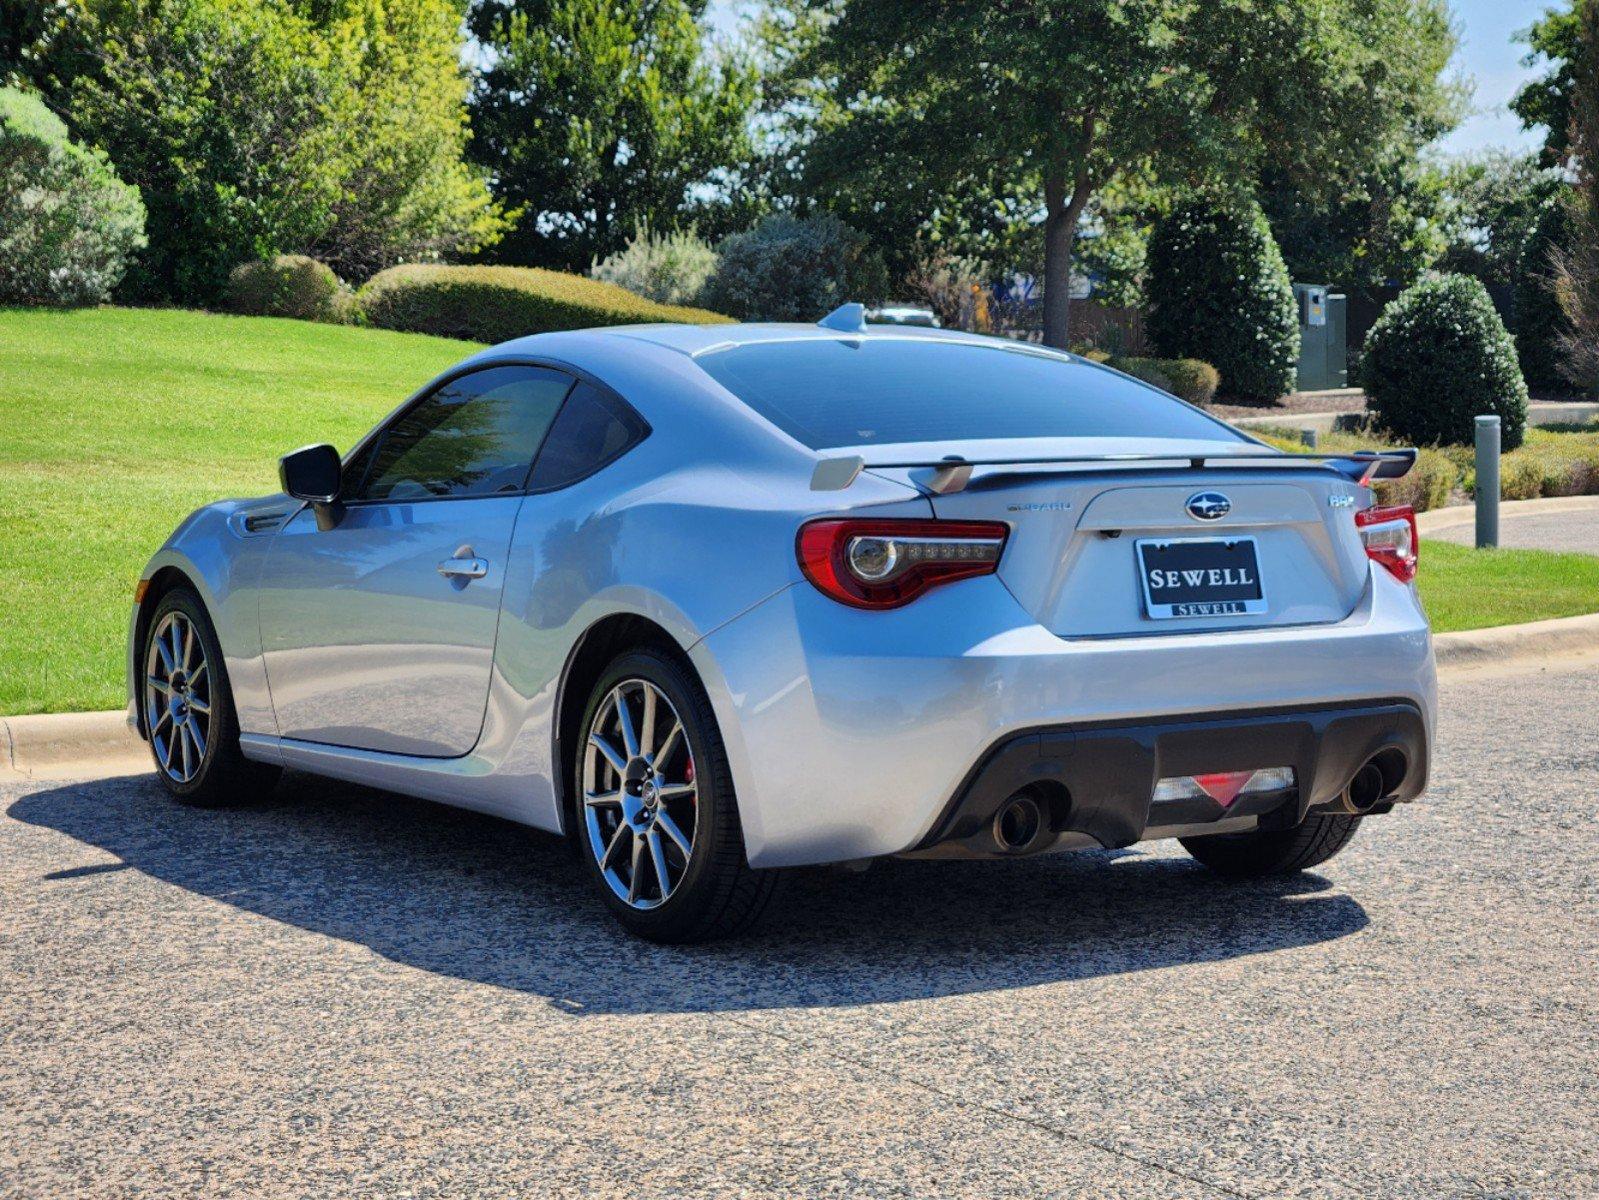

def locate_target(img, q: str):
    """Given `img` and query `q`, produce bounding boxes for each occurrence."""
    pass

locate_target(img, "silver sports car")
[129,305,1435,942]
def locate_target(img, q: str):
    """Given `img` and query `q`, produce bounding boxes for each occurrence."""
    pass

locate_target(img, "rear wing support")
[808,449,1417,495]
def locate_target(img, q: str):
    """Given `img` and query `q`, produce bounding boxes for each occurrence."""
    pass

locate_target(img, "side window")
[526,381,649,491]
[346,365,574,502]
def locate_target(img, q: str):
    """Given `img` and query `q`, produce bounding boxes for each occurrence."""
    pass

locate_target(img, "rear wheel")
[573,648,779,942]
[1180,813,1363,877]
[141,588,280,806]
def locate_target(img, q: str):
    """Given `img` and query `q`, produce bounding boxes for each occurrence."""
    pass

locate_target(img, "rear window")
[694,338,1244,449]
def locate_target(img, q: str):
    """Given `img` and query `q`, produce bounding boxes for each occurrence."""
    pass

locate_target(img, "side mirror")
[278,443,345,530]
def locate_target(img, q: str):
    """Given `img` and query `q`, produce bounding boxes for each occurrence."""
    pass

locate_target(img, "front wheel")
[1180,812,1363,877]
[573,648,779,943]
[141,587,280,806]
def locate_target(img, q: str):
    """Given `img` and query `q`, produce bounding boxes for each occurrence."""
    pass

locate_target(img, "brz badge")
[1328,493,1357,509]
[1186,491,1231,521]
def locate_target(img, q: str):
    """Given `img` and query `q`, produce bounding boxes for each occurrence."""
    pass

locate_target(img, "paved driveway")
[2,662,1596,1199]
[1430,508,1599,556]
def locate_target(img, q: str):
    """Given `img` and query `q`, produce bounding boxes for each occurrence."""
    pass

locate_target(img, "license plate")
[1136,537,1266,619]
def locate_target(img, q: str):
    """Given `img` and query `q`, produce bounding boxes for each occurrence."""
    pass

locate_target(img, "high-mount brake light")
[1355,504,1419,584]
[797,518,1009,609]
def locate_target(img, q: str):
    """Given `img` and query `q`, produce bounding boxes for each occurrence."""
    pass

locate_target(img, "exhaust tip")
[1337,761,1388,815]
[993,793,1044,852]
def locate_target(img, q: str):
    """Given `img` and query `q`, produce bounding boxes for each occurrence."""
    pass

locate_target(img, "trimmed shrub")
[1146,200,1299,403]
[359,263,732,342]
[1514,202,1572,394]
[1108,356,1220,406]
[702,214,879,321]
[224,255,344,322]
[591,227,719,307]
[1364,274,1530,451]
[1377,448,1460,512]
[0,86,145,305]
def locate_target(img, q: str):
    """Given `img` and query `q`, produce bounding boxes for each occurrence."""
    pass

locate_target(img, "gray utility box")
[1293,283,1347,392]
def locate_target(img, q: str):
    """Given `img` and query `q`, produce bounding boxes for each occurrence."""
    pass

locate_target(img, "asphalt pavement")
[2,660,1596,1198]
[1430,507,1599,556]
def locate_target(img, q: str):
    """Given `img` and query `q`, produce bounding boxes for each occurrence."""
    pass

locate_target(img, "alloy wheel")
[582,678,698,910]
[143,610,212,784]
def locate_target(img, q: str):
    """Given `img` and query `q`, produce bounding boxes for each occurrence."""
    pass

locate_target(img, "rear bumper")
[914,699,1427,856]
[692,567,1436,869]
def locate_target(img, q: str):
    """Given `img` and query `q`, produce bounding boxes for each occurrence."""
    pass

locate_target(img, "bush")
[1514,202,1573,394]
[1378,448,1460,512]
[0,86,145,305]
[1146,200,1299,403]
[1248,428,1458,513]
[591,226,719,307]
[1364,274,1530,451]
[702,214,881,321]
[224,255,345,322]
[1107,356,1220,406]
[359,263,732,342]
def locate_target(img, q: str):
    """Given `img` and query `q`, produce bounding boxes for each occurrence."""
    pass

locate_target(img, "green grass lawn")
[1417,540,1599,633]
[0,306,479,714]
[2,305,1597,715]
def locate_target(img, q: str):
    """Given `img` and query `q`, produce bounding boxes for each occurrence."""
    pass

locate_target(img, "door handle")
[437,556,488,580]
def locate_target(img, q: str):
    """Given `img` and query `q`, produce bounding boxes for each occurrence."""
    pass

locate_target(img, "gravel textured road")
[3,662,1596,1199]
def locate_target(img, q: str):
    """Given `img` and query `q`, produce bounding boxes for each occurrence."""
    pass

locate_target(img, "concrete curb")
[1,709,147,778]
[9,607,1599,777]
[1432,611,1599,671]
[1417,493,1599,536]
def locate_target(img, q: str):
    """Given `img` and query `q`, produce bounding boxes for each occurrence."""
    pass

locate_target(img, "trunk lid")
[882,446,1372,638]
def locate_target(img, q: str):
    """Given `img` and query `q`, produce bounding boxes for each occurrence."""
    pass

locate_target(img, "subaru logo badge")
[1186,491,1231,521]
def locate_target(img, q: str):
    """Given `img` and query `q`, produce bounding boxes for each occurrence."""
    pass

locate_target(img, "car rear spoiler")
[808,448,1417,495]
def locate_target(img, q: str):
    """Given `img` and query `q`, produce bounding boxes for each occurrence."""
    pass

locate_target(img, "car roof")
[487,320,1058,361]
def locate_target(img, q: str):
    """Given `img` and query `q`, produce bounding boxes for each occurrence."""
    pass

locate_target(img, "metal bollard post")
[1475,415,1500,549]
[1300,427,1318,449]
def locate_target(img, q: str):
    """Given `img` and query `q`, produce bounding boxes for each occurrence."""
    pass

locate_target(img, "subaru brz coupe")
[130,305,1434,941]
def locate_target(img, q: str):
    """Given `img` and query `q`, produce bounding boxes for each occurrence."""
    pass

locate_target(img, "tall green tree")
[772,0,1460,347]
[65,0,504,301]
[1552,0,1599,391]
[1436,150,1566,290]
[468,0,757,272]
[1513,3,1582,167]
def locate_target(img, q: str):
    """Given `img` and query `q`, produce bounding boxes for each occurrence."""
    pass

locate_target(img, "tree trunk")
[1041,167,1093,350]
[1041,202,1077,349]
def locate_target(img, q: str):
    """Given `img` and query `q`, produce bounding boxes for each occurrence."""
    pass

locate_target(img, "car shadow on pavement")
[9,769,1368,1014]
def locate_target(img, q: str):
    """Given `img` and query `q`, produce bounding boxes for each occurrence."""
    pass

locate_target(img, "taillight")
[797,518,1009,609]
[1356,504,1418,583]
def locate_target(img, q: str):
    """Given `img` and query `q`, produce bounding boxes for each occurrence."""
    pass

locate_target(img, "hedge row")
[1105,356,1220,406]
[220,258,734,339]
[1445,427,1599,501]
[358,264,732,342]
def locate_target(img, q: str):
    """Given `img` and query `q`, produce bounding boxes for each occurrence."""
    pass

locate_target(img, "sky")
[706,1,1558,159]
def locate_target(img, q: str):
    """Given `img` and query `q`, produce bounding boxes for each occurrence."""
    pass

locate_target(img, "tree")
[773,0,1460,348]
[65,0,505,302]
[1258,153,1449,291]
[302,0,509,280]
[1436,150,1566,290]
[69,0,345,302]
[1515,201,1573,393]
[1512,3,1582,167]
[468,0,756,272]
[1146,201,1299,403]
[1553,0,1599,391]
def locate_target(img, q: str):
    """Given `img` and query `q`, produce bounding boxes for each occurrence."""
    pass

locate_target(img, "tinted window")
[347,366,574,501]
[695,339,1246,449]
[527,381,648,491]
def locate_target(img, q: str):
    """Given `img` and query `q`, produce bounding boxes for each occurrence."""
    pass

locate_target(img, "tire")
[140,587,281,807]
[1180,813,1363,878]
[572,647,779,943]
